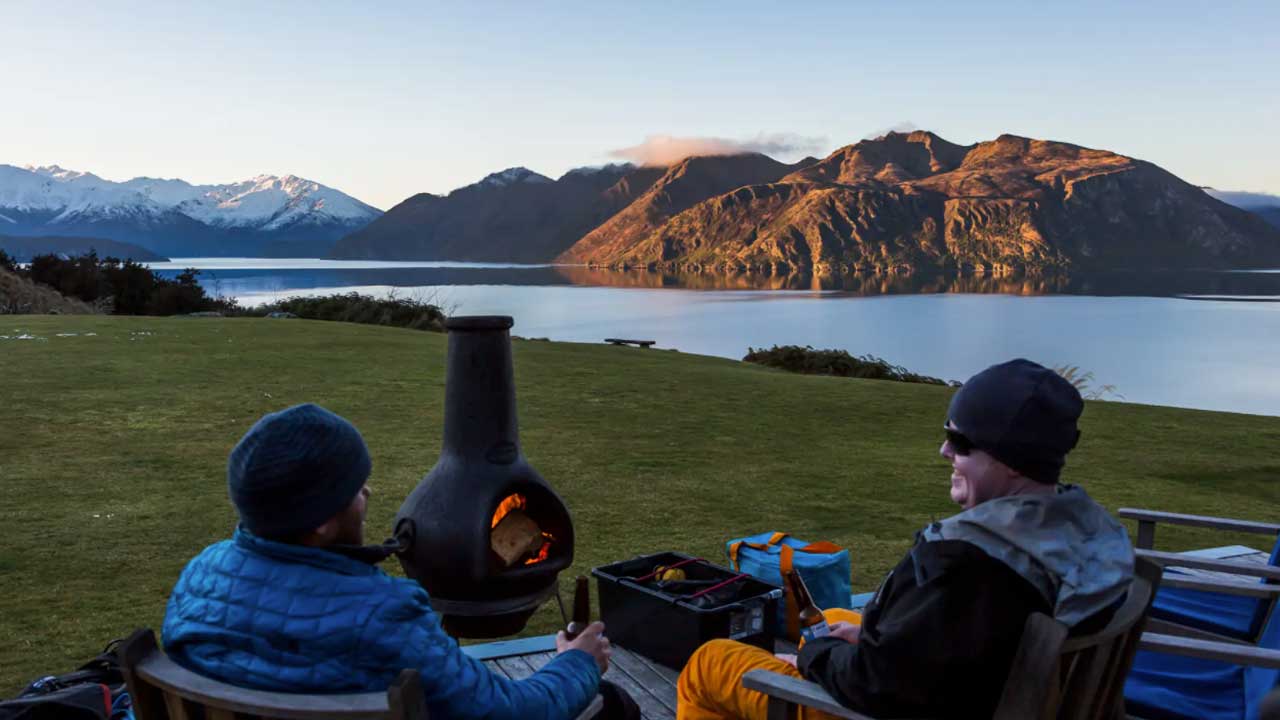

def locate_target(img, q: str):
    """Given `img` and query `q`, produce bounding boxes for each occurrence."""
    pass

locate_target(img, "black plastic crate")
[591,551,782,669]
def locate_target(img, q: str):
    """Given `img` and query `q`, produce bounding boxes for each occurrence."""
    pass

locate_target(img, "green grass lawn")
[2,315,1279,693]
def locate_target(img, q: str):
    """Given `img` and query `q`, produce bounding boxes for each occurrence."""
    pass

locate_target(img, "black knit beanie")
[946,359,1084,484]
[228,403,372,538]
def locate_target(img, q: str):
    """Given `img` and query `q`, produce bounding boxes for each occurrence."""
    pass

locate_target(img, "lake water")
[152,258,1280,417]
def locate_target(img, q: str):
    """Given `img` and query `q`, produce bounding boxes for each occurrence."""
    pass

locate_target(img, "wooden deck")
[465,637,680,719]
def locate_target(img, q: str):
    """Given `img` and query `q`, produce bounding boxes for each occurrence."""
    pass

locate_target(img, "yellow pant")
[676,609,862,720]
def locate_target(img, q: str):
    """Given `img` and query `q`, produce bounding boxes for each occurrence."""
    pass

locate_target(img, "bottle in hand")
[565,575,590,640]
[786,569,831,643]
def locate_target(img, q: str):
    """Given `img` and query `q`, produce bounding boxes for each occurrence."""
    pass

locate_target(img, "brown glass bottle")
[564,576,590,640]
[786,570,831,642]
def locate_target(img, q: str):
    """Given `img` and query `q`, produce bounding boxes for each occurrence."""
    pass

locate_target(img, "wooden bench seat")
[604,338,655,348]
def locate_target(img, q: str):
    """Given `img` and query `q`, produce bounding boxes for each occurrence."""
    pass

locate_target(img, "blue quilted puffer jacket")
[163,528,599,720]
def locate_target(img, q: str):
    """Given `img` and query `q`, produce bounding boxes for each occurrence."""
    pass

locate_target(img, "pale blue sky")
[2,0,1277,209]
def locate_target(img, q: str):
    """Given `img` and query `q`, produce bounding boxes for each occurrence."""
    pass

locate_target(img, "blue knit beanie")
[228,403,372,538]
[947,359,1083,484]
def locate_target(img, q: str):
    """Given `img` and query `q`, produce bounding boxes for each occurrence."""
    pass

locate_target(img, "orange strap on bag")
[728,533,846,642]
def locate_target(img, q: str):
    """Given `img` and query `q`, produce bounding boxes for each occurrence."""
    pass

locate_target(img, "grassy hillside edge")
[2,316,1278,691]
[0,267,97,315]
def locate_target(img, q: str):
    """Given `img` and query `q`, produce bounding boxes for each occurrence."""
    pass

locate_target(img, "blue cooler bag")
[727,531,852,642]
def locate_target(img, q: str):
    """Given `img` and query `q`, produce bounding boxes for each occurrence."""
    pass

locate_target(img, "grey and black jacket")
[797,484,1134,719]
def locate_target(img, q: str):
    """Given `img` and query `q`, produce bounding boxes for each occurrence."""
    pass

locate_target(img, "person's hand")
[775,653,798,668]
[556,621,611,675]
[828,621,860,644]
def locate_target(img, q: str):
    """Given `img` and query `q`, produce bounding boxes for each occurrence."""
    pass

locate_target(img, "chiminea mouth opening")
[489,485,573,573]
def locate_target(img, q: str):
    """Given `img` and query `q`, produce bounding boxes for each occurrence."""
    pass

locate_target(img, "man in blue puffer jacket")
[163,403,608,719]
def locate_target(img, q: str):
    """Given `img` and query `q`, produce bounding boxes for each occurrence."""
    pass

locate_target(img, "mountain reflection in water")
[557,267,1280,298]
[156,260,1280,300]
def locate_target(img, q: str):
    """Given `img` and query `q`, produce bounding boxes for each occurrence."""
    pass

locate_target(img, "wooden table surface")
[467,638,680,720]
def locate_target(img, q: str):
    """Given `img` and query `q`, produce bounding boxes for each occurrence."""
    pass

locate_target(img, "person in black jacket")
[676,359,1135,720]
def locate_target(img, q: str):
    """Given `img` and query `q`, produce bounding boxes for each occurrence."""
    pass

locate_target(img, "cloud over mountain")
[609,133,827,166]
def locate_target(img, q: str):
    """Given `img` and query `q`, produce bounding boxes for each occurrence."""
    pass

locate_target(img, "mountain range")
[0,165,381,258]
[1205,189,1280,231]
[0,233,166,262]
[338,132,1280,273]
[6,136,1280,273]
[331,164,667,262]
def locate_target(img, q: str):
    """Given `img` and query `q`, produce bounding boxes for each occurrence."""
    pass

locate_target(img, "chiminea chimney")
[394,316,574,638]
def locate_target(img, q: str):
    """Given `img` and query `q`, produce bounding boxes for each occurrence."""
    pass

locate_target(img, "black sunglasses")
[945,428,975,455]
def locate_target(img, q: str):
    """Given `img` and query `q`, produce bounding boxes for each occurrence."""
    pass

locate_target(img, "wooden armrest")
[1144,618,1252,646]
[1121,508,1280,550]
[1140,632,1280,669]
[742,670,872,720]
[1137,549,1280,580]
[1161,575,1280,598]
[134,653,391,716]
[1119,509,1280,535]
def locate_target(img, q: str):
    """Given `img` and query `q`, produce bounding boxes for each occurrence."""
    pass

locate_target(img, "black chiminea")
[394,316,574,638]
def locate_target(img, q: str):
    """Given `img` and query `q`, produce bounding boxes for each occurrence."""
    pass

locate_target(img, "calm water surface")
[153,258,1280,417]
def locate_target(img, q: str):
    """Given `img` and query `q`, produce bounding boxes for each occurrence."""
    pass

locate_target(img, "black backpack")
[0,639,129,720]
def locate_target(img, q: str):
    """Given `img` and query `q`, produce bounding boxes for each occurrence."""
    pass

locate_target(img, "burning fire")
[527,535,552,563]
[491,493,554,565]
[491,494,526,528]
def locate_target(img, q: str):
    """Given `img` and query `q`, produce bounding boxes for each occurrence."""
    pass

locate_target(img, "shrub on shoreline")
[250,293,445,332]
[1053,364,1124,400]
[743,345,957,386]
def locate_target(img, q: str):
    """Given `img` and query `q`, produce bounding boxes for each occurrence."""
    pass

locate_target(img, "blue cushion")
[1126,539,1280,720]
[1125,649,1246,720]
[1151,583,1261,640]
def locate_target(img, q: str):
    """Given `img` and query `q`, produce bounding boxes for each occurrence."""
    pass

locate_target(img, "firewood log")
[491,510,543,566]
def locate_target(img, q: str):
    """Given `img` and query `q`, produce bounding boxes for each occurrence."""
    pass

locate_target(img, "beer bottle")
[565,576,590,640]
[786,570,831,643]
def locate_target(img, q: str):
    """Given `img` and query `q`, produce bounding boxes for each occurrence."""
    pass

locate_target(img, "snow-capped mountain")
[0,164,382,257]
[1,165,168,220]
[123,173,379,229]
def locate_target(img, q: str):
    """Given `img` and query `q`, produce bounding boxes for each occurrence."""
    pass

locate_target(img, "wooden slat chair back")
[997,557,1161,720]
[118,629,427,720]
[743,557,1161,720]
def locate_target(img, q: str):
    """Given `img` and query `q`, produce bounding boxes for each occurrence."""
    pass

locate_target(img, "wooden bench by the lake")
[605,338,655,348]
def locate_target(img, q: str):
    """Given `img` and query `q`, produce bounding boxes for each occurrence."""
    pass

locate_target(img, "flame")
[525,535,553,565]
[491,493,555,565]
[491,493,527,528]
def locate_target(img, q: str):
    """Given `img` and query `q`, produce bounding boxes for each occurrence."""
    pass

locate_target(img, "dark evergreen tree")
[22,253,233,316]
